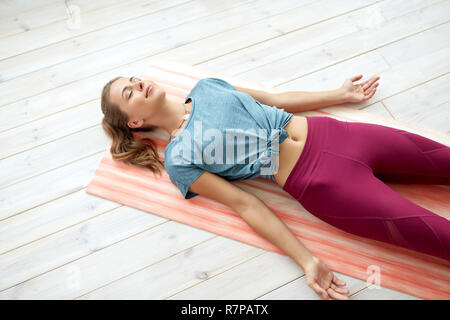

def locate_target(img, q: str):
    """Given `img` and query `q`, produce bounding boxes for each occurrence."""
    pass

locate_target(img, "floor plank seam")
[0,218,174,294]
[0,0,195,62]
[273,20,450,86]
[0,202,123,255]
[163,250,269,300]
[0,0,260,63]
[74,234,220,300]
[0,147,105,188]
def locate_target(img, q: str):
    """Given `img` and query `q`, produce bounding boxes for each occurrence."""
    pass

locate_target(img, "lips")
[146,85,152,98]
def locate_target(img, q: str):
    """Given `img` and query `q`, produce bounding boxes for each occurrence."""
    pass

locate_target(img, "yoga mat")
[87,58,450,299]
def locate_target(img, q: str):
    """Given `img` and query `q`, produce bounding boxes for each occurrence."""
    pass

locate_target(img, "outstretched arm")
[275,88,347,113]
[234,75,380,113]
[238,194,314,269]
[238,194,349,300]
[188,171,350,300]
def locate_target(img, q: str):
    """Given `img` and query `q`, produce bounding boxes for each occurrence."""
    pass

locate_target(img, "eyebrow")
[121,76,135,101]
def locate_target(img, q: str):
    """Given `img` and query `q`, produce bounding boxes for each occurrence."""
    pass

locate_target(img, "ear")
[128,119,144,129]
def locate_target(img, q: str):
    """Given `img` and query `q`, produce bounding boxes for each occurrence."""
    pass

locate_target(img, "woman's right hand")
[303,256,350,300]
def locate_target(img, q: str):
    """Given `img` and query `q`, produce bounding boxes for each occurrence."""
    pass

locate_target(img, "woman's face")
[109,76,165,128]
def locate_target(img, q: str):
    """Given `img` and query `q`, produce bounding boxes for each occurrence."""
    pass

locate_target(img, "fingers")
[311,281,350,300]
[362,76,380,91]
[333,274,347,287]
[364,84,378,100]
[331,275,350,299]
[365,82,379,94]
[327,287,350,300]
[350,74,363,82]
[312,283,329,300]
[331,283,350,295]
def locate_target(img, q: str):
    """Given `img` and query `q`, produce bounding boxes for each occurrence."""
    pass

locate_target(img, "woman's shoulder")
[195,77,236,91]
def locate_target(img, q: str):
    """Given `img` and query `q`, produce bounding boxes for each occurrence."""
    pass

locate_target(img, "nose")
[135,80,144,93]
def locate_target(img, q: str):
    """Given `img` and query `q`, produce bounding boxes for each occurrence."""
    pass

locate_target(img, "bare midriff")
[273,115,309,189]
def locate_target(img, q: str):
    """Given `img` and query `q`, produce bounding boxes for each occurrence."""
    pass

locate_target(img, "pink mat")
[87,58,450,299]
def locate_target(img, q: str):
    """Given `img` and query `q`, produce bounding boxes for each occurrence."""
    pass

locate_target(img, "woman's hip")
[282,116,331,200]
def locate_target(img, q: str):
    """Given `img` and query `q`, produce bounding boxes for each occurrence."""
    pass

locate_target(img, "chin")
[156,88,166,101]
[150,88,166,107]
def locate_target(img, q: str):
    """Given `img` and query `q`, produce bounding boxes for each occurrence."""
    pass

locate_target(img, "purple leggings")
[282,116,450,261]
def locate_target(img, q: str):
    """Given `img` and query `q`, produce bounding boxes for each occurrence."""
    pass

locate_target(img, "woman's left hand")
[340,75,380,103]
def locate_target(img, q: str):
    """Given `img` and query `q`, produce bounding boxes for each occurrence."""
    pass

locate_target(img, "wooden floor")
[1,0,449,300]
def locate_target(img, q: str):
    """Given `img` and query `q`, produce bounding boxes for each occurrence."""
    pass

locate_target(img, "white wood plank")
[0,0,250,81]
[0,125,109,188]
[0,188,119,254]
[237,0,450,86]
[0,152,104,220]
[0,205,167,291]
[276,50,390,94]
[0,0,58,19]
[0,0,188,59]
[0,0,125,39]
[76,236,264,299]
[363,102,394,119]
[154,0,376,63]
[196,0,442,76]
[278,21,450,92]
[0,220,214,298]
[376,22,450,67]
[0,100,102,159]
[166,252,303,300]
[0,70,121,133]
[382,73,450,132]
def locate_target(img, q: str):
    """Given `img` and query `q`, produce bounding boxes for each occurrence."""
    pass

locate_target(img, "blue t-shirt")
[164,77,293,199]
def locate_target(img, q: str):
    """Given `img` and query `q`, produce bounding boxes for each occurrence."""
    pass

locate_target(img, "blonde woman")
[100,75,449,300]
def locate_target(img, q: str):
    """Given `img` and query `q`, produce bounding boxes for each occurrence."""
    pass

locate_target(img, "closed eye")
[127,77,141,100]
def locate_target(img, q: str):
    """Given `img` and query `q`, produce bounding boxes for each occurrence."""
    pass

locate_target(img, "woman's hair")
[100,76,164,177]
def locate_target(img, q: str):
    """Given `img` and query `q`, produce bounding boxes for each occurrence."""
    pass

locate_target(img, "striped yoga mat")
[87,58,450,299]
